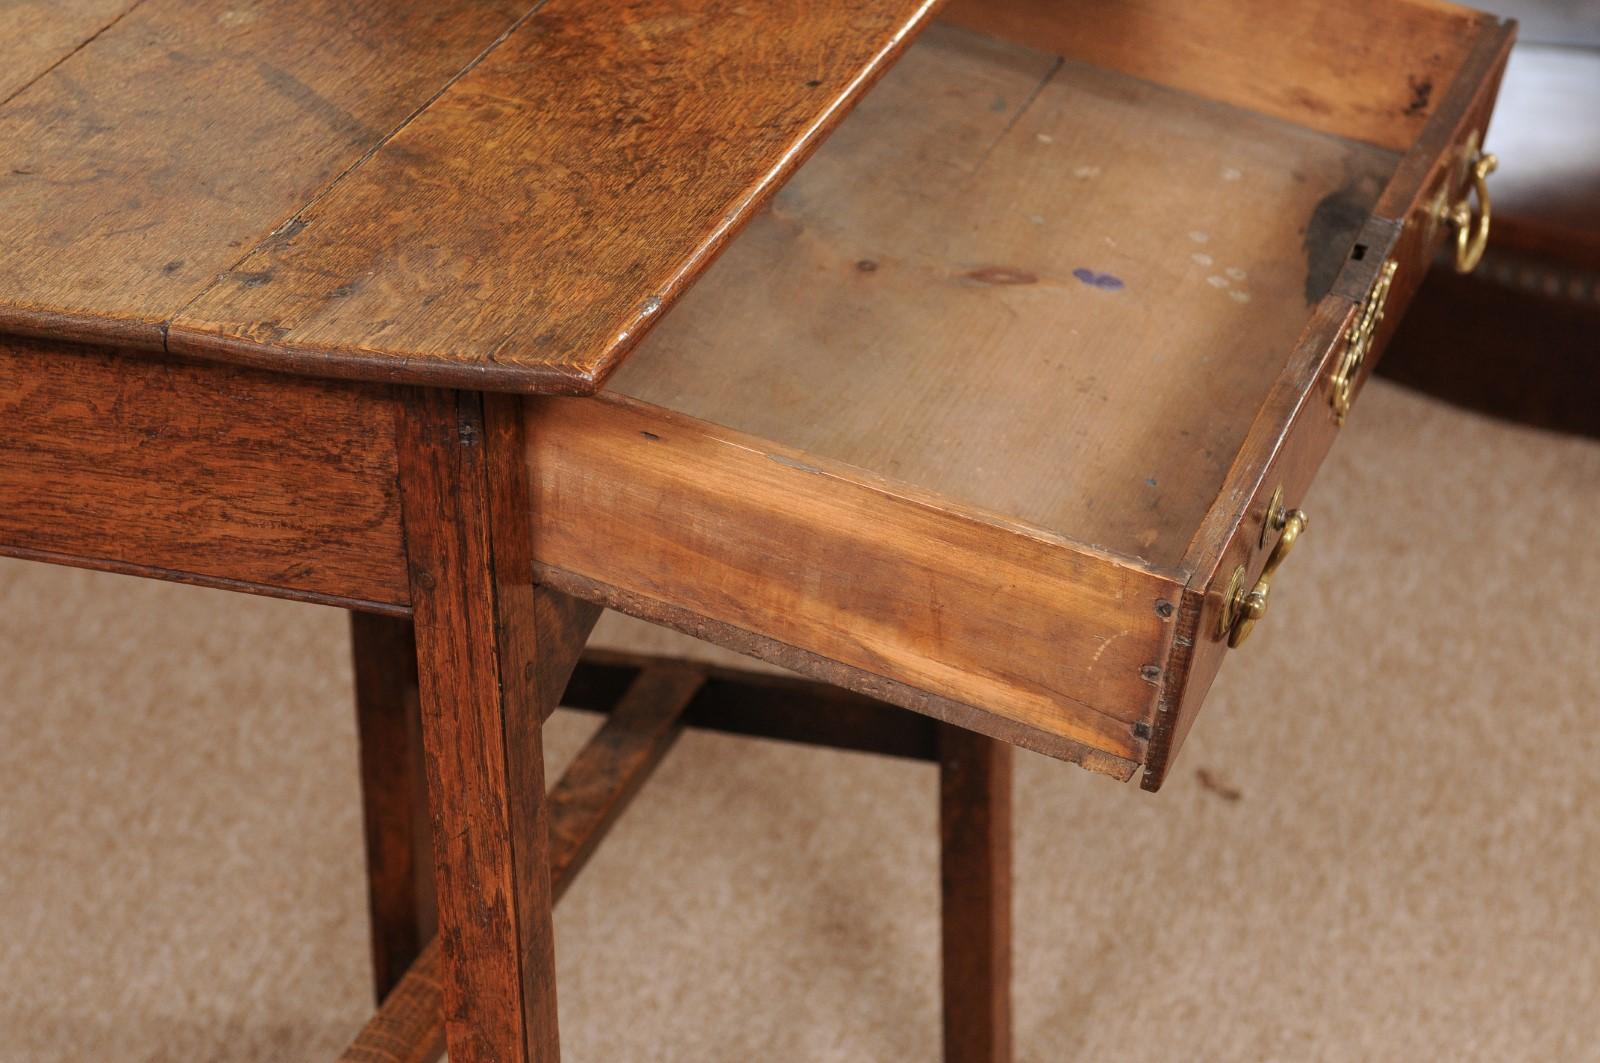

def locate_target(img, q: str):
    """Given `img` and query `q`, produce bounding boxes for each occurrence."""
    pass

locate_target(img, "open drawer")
[524,0,1514,789]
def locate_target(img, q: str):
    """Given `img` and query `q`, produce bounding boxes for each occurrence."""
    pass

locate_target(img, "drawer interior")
[537,0,1508,786]
[608,21,1402,573]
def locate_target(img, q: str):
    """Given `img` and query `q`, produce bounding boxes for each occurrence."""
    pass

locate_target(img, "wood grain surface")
[339,660,701,1063]
[542,664,702,903]
[565,649,945,762]
[398,389,570,1063]
[542,567,1142,781]
[610,24,1399,573]
[524,394,1175,767]
[165,0,944,393]
[0,338,409,609]
[350,614,436,1003]
[338,946,446,1063]
[0,0,141,103]
[0,0,530,350]
[942,0,1496,151]
[940,725,1013,1063]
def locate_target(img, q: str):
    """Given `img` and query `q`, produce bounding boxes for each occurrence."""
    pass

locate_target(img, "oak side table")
[0,1,1511,1060]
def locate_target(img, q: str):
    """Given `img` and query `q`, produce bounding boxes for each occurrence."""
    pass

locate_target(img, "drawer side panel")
[526,395,1179,767]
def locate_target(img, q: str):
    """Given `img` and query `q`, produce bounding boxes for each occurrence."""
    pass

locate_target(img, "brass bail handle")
[1446,152,1497,273]
[1225,500,1308,648]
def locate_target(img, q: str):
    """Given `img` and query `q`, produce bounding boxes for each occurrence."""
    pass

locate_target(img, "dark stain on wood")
[1301,167,1386,304]
[1404,74,1434,117]
[1072,267,1125,290]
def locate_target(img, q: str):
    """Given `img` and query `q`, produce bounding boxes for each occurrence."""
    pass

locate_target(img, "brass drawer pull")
[1330,258,1397,425]
[1220,498,1308,648]
[1446,151,1497,273]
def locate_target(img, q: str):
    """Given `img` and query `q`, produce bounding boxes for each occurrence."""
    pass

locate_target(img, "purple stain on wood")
[1073,268,1124,290]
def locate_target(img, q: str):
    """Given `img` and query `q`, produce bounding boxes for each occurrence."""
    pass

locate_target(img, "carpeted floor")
[2,379,1598,1062]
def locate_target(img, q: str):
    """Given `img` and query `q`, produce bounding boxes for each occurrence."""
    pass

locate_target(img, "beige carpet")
[2,379,1598,1062]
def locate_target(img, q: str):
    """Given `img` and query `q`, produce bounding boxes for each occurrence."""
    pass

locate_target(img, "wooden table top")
[0,0,938,393]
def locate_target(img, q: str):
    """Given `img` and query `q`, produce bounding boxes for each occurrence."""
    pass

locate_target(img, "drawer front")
[1142,22,1514,790]
[0,338,410,610]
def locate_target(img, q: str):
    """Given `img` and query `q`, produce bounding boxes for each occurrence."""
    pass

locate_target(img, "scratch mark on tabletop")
[966,266,1037,285]
[768,452,824,475]
[1091,631,1129,665]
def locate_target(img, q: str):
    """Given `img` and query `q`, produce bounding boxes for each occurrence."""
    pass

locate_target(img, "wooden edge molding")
[338,663,703,1063]
[163,0,948,397]
[0,543,412,617]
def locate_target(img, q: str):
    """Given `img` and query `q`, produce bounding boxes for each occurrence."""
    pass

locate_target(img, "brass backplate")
[1330,258,1398,425]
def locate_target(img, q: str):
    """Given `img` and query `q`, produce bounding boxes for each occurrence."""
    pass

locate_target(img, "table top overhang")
[0,0,940,394]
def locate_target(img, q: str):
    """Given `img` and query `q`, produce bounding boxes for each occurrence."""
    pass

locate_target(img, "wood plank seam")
[159,1,554,360]
[163,0,950,393]
[0,1,147,110]
[968,55,1062,178]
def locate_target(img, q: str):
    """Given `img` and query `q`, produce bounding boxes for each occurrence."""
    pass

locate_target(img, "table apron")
[0,338,411,613]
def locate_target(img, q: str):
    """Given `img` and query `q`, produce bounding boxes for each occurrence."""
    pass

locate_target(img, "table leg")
[397,389,574,1063]
[350,612,437,1003]
[940,724,1014,1063]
